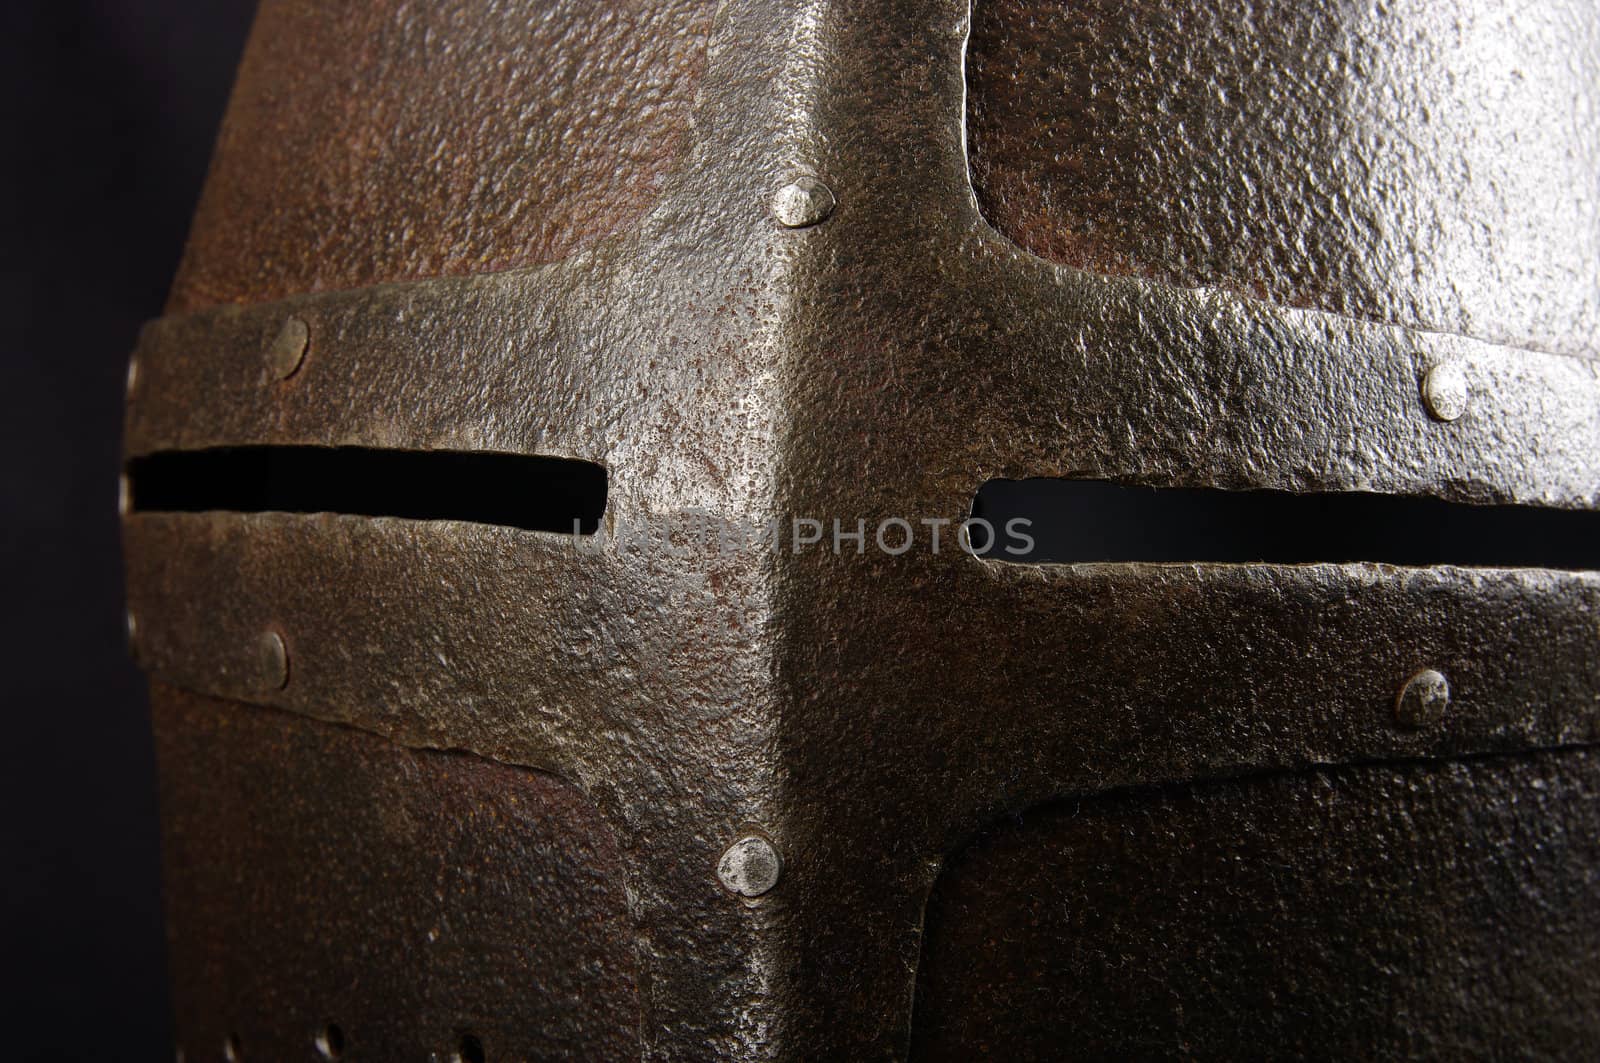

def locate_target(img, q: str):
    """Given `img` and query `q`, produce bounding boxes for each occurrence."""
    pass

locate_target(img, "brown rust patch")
[168,0,714,314]
[153,682,639,1061]
[966,0,1600,356]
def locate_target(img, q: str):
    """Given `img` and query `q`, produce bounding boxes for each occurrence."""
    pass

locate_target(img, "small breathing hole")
[314,1023,345,1060]
[455,1033,486,1063]
[222,1034,242,1062]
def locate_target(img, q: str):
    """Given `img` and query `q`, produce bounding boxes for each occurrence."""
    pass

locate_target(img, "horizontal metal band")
[124,510,781,793]
[123,268,605,463]
[126,509,1600,808]
[944,244,1600,511]
[124,243,1600,523]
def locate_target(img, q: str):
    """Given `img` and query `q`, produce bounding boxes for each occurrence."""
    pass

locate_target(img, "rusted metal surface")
[967,0,1600,358]
[167,0,715,315]
[154,683,638,1062]
[913,748,1600,1059]
[124,0,1600,1057]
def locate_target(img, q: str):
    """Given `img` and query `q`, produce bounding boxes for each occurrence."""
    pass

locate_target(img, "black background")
[4,2,256,1058]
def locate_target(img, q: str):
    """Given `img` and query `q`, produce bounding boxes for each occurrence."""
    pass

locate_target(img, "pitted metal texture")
[967,0,1600,358]
[168,0,716,314]
[124,0,1600,1057]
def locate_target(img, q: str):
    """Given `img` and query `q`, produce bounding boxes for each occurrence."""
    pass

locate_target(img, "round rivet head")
[257,630,290,691]
[770,176,835,228]
[717,834,782,898]
[267,316,310,380]
[1396,668,1450,729]
[1421,362,1469,422]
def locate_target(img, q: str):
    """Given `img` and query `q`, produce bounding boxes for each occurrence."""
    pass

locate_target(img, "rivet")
[1421,362,1469,422]
[267,316,310,380]
[258,630,290,691]
[125,610,140,655]
[717,834,782,898]
[770,176,835,229]
[1395,668,1450,729]
[125,356,140,400]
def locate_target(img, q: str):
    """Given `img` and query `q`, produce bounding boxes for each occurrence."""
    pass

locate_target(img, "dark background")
[3,2,256,1058]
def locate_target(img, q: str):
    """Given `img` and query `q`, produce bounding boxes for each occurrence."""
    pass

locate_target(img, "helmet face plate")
[125,0,1600,1057]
